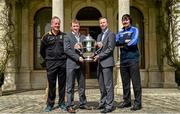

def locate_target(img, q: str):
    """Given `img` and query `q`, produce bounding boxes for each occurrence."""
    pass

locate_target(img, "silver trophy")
[81,34,96,61]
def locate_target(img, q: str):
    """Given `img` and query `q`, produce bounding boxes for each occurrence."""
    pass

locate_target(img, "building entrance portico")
[0,0,178,93]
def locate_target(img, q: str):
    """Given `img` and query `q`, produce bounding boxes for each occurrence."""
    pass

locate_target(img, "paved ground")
[0,88,180,113]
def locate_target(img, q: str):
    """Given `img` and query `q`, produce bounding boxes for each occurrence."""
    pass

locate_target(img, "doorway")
[80,26,101,79]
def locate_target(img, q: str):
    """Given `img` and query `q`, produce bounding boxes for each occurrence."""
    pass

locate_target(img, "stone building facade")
[0,0,178,94]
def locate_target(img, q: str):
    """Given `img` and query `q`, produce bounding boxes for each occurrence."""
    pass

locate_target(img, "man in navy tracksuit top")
[116,14,142,111]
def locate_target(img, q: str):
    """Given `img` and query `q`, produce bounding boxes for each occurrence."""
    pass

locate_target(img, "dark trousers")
[46,60,66,107]
[97,65,114,110]
[66,67,87,107]
[120,61,142,106]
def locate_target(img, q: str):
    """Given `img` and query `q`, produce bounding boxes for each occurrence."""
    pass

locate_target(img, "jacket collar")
[48,30,61,36]
[122,26,132,31]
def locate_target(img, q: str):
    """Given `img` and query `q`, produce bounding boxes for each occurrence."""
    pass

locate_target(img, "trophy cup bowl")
[82,34,96,62]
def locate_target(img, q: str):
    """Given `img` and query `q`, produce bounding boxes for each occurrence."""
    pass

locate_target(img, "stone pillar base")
[16,68,31,90]
[162,66,177,88]
[2,72,16,91]
[148,66,162,87]
[115,61,123,95]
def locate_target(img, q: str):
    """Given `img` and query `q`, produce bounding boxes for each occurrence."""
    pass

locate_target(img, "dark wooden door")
[79,26,101,79]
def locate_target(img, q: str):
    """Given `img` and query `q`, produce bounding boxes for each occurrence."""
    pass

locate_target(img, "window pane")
[34,7,52,70]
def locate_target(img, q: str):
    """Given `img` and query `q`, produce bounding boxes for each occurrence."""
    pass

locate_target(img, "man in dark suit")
[93,17,116,113]
[64,19,90,113]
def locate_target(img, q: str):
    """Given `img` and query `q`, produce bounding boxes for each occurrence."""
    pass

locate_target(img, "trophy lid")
[83,34,95,42]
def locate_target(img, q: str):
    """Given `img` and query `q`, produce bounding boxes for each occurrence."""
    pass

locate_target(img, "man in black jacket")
[40,16,67,112]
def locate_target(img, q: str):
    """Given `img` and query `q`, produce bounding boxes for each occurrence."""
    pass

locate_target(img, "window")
[130,6,145,69]
[34,7,52,69]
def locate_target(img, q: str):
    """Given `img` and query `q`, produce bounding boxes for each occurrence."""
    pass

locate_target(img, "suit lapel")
[79,34,84,42]
[70,33,78,43]
[97,33,103,42]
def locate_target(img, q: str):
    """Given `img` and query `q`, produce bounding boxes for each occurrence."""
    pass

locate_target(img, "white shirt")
[72,32,80,42]
[101,28,108,41]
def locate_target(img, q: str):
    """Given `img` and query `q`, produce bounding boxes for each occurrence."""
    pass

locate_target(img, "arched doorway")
[76,7,102,79]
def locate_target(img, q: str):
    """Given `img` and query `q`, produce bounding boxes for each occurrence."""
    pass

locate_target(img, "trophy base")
[84,57,94,62]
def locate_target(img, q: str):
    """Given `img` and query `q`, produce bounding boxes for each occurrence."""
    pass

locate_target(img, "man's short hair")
[71,19,80,25]
[99,17,108,23]
[51,16,61,24]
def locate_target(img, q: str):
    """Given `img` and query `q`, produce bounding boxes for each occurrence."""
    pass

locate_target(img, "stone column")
[148,8,162,87]
[17,2,31,90]
[115,0,130,94]
[176,0,180,58]
[0,0,6,93]
[52,0,64,31]
[106,1,114,31]
[0,0,17,91]
[64,0,72,33]
[162,0,179,88]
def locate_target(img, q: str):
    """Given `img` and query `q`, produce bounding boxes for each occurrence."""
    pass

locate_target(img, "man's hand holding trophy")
[74,42,84,62]
[96,42,103,48]
[75,34,102,62]
[74,43,82,50]
[93,42,103,62]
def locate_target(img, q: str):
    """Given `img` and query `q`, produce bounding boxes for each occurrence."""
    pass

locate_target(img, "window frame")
[33,7,52,70]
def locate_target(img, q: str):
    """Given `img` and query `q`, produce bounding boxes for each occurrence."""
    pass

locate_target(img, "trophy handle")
[76,49,83,56]
[94,46,102,55]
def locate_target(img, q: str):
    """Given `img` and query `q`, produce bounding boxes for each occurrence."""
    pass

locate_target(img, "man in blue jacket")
[116,14,142,111]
